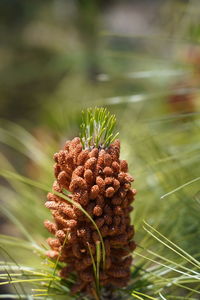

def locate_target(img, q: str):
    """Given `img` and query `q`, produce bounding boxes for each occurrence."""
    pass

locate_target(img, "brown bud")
[104,153,112,166]
[55,230,65,242]
[75,143,83,156]
[57,150,66,166]
[104,177,113,186]
[47,192,57,202]
[45,201,58,210]
[112,161,120,173]
[69,176,87,192]
[64,140,70,151]
[44,220,57,234]
[73,190,88,206]
[105,187,115,198]
[103,167,113,176]
[118,188,127,199]
[54,163,61,177]
[59,204,77,219]
[52,180,62,193]
[84,169,94,184]
[90,185,100,199]
[66,219,78,228]
[113,179,120,191]
[77,150,89,165]
[120,160,128,172]
[96,176,105,191]
[124,183,131,190]
[46,250,59,259]
[73,166,84,177]
[97,149,106,166]
[70,137,81,150]
[89,148,99,158]
[93,205,103,216]
[47,238,60,249]
[84,157,97,170]
[65,155,74,169]
[57,171,70,188]
[73,205,84,218]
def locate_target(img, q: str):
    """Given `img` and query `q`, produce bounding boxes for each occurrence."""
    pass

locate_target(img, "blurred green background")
[0,0,200,299]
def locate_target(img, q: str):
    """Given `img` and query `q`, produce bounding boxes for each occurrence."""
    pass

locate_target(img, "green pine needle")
[80,107,119,149]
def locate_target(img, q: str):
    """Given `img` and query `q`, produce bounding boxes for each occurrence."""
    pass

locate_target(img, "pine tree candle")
[44,108,136,298]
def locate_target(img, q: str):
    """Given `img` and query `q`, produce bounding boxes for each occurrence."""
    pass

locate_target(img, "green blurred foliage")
[0,0,200,299]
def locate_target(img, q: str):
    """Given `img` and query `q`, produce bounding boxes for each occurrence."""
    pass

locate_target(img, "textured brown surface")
[44,137,136,295]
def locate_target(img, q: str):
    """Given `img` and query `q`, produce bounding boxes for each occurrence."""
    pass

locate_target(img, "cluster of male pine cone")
[44,137,136,296]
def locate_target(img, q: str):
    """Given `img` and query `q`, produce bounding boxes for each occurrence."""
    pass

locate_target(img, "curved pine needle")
[132,291,158,300]
[160,177,200,199]
[143,222,200,268]
[134,252,200,295]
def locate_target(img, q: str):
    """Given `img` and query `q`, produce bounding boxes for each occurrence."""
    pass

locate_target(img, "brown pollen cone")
[44,137,136,296]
